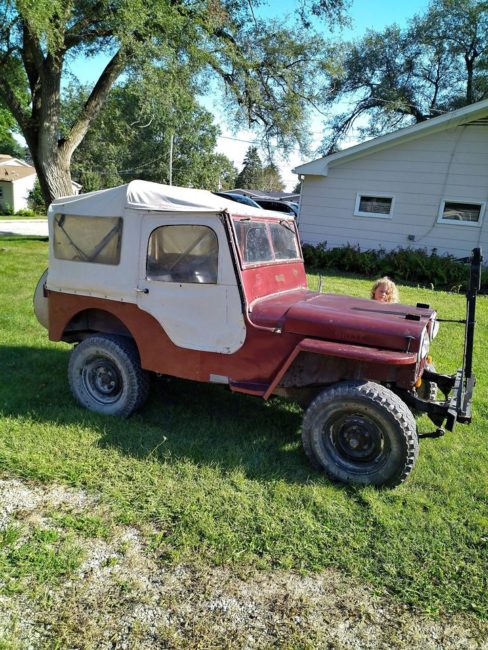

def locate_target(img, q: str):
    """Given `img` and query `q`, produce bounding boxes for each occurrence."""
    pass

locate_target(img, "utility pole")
[169,134,174,185]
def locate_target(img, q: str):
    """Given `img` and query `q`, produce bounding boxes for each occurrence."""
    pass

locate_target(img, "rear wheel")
[301,381,418,487]
[68,335,149,417]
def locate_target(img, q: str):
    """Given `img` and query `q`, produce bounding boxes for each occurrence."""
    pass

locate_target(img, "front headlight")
[418,328,430,363]
[428,312,439,341]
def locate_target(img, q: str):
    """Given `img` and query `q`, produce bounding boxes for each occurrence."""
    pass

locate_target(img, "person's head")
[371,277,399,303]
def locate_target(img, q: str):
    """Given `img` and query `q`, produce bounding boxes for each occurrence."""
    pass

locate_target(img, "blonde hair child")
[371,277,399,303]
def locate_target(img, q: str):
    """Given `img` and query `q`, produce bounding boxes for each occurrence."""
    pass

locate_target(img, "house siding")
[0,181,14,212]
[298,124,488,259]
[12,174,36,211]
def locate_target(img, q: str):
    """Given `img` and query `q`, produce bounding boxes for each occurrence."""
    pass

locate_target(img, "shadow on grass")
[0,345,314,484]
[0,234,48,243]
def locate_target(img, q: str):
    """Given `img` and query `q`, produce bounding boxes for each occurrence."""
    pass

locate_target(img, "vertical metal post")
[169,134,174,186]
[463,248,482,380]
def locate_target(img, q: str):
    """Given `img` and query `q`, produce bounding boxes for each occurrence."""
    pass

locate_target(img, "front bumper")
[448,369,475,427]
[402,367,475,431]
[402,247,482,432]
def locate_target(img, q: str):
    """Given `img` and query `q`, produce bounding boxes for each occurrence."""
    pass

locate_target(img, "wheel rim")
[322,410,390,473]
[82,356,123,405]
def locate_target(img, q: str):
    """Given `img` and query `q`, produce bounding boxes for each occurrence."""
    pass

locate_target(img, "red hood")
[250,290,436,353]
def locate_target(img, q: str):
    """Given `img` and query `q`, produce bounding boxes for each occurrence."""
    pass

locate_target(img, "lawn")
[0,237,487,628]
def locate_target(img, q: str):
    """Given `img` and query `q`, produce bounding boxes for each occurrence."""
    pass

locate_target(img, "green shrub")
[0,202,14,216]
[302,242,486,293]
[15,208,36,217]
[27,179,46,213]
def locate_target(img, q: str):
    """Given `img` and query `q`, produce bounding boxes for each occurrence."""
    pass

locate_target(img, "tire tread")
[302,381,418,488]
[68,334,149,417]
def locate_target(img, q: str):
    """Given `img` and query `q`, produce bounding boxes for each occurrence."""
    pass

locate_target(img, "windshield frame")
[230,216,302,268]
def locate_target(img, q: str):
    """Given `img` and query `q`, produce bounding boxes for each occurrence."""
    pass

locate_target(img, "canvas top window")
[146,224,218,284]
[53,214,122,265]
[354,194,394,218]
[438,200,485,226]
[232,217,300,266]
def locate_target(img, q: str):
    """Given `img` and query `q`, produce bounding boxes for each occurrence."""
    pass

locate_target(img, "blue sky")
[220,0,432,188]
[70,0,432,188]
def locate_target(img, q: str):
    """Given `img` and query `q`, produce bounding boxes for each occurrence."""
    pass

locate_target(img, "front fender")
[264,338,417,399]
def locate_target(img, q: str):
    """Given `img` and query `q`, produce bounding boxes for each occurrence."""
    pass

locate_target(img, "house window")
[0,187,3,198]
[354,194,394,218]
[53,214,122,264]
[437,200,484,226]
[147,225,218,284]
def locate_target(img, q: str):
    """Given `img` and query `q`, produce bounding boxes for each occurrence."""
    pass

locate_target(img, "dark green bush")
[302,242,487,293]
[0,202,14,216]
[27,179,46,213]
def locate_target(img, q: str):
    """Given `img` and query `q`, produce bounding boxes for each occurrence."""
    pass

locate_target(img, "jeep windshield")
[232,217,300,265]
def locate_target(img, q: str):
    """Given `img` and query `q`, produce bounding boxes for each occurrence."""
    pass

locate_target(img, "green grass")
[0,524,83,594]
[0,214,46,220]
[0,236,487,619]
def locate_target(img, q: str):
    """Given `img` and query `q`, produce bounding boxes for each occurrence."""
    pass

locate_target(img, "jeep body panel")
[136,213,246,353]
[250,291,434,354]
[47,285,420,395]
[47,291,305,390]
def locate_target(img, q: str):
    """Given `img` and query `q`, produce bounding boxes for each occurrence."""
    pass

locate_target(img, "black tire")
[68,335,150,417]
[416,363,438,402]
[301,381,418,488]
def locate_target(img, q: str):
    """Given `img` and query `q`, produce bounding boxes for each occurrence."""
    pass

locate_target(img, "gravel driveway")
[0,477,486,649]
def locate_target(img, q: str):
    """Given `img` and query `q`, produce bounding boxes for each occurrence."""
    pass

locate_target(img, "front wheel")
[68,335,149,417]
[301,381,418,487]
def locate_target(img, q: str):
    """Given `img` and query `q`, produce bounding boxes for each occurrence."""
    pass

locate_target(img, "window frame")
[437,198,485,227]
[354,193,395,219]
[231,216,301,269]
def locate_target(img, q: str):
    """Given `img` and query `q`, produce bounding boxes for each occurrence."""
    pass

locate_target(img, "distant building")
[0,155,81,213]
[0,155,37,213]
[294,99,488,259]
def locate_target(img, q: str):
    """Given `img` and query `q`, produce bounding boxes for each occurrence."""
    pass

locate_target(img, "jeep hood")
[250,290,436,353]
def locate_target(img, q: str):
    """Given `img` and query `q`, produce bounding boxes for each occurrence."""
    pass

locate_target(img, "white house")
[293,99,488,259]
[0,155,37,213]
[0,154,82,213]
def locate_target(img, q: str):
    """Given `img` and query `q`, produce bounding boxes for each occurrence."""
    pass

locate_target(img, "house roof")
[0,155,32,168]
[293,98,488,177]
[0,165,36,182]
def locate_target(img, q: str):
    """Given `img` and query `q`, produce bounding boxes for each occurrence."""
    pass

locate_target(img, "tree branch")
[0,77,30,133]
[62,48,127,154]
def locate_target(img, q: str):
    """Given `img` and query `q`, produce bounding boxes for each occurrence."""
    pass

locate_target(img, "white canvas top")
[49,180,290,219]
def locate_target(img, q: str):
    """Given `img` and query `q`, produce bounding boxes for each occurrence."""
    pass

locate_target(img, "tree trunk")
[31,147,74,208]
[465,56,474,105]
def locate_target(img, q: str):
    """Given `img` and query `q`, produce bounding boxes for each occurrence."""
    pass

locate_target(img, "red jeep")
[34,181,481,487]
